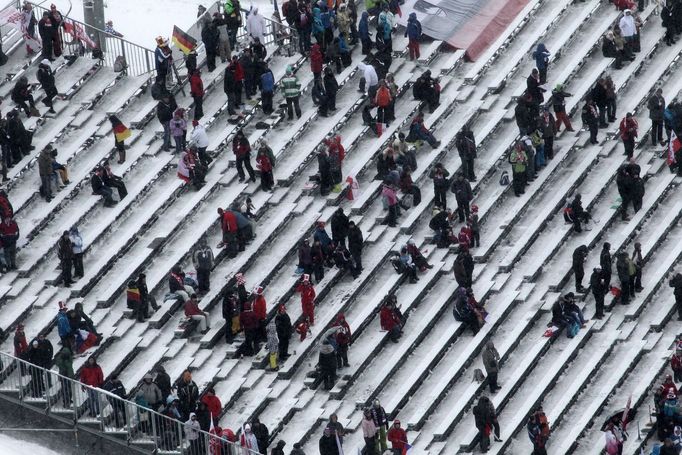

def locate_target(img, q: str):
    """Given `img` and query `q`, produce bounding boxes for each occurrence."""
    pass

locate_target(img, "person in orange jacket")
[374,80,393,125]
[296,274,316,325]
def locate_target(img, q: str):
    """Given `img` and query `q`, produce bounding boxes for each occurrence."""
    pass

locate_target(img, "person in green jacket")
[281,66,302,120]
[509,144,527,197]
[53,345,74,407]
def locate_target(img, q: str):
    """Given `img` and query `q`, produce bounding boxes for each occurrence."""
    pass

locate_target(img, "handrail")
[24,1,155,76]
[0,350,261,455]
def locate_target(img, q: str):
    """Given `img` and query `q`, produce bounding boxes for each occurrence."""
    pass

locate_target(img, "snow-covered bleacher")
[0,0,681,453]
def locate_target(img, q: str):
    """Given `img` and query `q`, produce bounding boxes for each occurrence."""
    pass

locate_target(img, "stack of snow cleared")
[0,1,680,454]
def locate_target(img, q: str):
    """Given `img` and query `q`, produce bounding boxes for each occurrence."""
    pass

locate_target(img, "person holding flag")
[109,115,131,164]
[387,420,409,454]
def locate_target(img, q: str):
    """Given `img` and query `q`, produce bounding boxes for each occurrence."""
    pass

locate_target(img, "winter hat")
[143,373,153,381]
[471,204,479,213]
[244,423,252,432]
[58,301,67,311]
[32,340,38,347]
[302,274,310,283]
[235,273,246,286]
[192,120,199,127]
[285,65,294,75]
[40,59,50,66]
[253,285,263,295]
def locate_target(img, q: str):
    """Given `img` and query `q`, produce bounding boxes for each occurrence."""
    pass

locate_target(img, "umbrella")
[601,408,636,431]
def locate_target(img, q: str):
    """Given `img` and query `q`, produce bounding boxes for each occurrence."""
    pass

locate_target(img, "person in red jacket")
[619,112,638,159]
[380,296,403,343]
[13,324,27,358]
[333,313,352,368]
[229,55,245,106]
[232,130,256,182]
[0,216,19,270]
[217,207,238,249]
[310,43,323,82]
[189,69,205,120]
[240,300,260,355]
[80,356,104,416]
[374,80,393,125]
[255,146,275,191]
[201,387,222,423]
[387,420,408,453]
[252,286,267,342]
[184,293,210,333]
[672,350,682,383]
[662,374,679,398]
[296,274,316,325]
[296,316,311,341]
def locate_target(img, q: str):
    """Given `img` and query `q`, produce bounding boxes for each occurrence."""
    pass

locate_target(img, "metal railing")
[0,351,260,455]
[22,1,155,76]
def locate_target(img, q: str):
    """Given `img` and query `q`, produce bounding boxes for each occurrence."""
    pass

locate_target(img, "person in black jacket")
[57,230,74,287]
[11,76,36,117]
[331,207,350,248]
[616,165,633,221]
[223,64,238,115]
[6,110,32,164]
[102,162,127,200]
[600,242,612,291]
[526,68,545,108]
[515,94,533,135]
[201,16,220,72]
[319,427,339,455]
[91,167,117,207]
[616,251,631,305]
[175,370,199,421]
[102,374,127,428]
[632,172,645,213]
[572,244,589,293]
[473,396,500,451]
[429,163,450,210]
[455,125,477,181]
[590,267,606,319]
[347,220,364,272]
[36,59,57,113]
[154,365,172,403]
[552,84,574,132]
[252,418,270,454]
[275,305,292,359]
[670,273,682,320]
[582,99,599,145]
[324,66,339,112]
[450,173,473,223]
[157,94,178,151]
[590,78,609,128]
[412,70,439,112]
[662,5,676,46]
[570,194,591,233]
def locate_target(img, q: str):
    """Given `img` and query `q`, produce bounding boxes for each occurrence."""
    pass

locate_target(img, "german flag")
[113,123,132,143]
[172,25,197,55]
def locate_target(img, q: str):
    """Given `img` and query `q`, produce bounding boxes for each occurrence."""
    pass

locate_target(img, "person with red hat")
[333,313,351,368]
[297,274,316,325]
[275,305,292,360]
[387,420,408,454]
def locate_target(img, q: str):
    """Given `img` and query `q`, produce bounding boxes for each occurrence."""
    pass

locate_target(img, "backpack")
[499,171,510,186]
[151,82,165,100]
[566,321,580,338]
[113,55,128,73]
[390,255,405,274]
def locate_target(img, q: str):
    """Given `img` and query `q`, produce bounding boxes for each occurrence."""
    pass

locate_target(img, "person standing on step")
[632,242,643,292]
[601,242,612,292]
[533,43,551,83]
[631,169,645,214]
[170,108,188,154]
[232,130,256,183]
[38,12,53,61]
[552,84,574,132]
[36,59,57,114]
[12,76,37,118]
[474,396,501,452]
[57,230,73,287]
[333,313,351,369]
[275,305,292,360]
[430,162,450,209]
[372,399,390,452]
[617,251,632,305]
[527,406,550,455]
[591,267,606,319]
[53,344,74,407]
[80,356,104,416]
[297,274,316,325]
[670,273,682,321]
[0,216,18,270]
[331,207,349,248]
[362,409,378,455]
[157,94,178,152]
[456,124,477,181]
[281,66,302,121]
[619,112,638,159]
[405,12,422,61]
[69,226,84,279]
[482,341,501,393]
[451,173,473,223]
[192,239,214,294]
[616,165,633,221]
[109,115,130,164]
[347,220,364,273]
[648,88,666,146]
[260,62,275,115]
[591,78,609,128]
[538,106,556,159]
[175,369,199,421]
[201,16,220,72]
[189,69,205,120]
[582,98,599,145]
[572,244,589,293]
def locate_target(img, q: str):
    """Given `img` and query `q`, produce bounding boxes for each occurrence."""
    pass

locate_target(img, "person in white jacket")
[240,423,259,454]
[184,413,202,454]
[358,62,379,100]
[619,9,636,54]
[246,7,266,43]
[189,120,211,166]
[69,226,84,278]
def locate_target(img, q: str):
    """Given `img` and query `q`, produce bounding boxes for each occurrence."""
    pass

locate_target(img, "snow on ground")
[67,0,278,48]
[0,433,63,455]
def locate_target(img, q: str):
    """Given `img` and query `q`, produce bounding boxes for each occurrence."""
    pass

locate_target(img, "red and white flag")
[669,130,681,166]
[63,20,98,49]
[346,175,359,201]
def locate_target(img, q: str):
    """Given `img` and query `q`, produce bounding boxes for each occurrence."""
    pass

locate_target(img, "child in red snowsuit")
[296,274,316,325]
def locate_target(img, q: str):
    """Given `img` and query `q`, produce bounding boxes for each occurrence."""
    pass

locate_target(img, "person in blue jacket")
[359,11,371,55]
[57,302,72,347]
[532,43,551,84]
[405,12,422,61]
[320,5,335,48]
[312,7,324,49]
[260,64,275,115]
